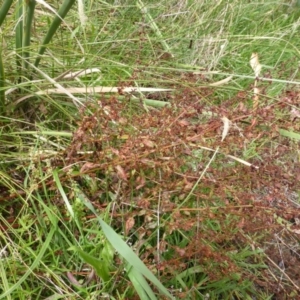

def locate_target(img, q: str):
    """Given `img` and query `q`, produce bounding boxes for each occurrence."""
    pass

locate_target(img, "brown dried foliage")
[1,76,299,297]
[58,83,300,297]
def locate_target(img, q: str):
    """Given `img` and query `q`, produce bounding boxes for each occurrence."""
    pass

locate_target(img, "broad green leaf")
[70,247,111,282]
[126,264,157,300]
[279,129,300,141]
[77,189,175,300]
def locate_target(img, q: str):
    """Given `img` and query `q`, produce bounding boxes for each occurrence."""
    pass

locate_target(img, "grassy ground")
[1,0,300,299]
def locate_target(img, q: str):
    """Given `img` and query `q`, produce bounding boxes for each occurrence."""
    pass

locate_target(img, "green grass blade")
[0,47,5,113]
[15,0,23,77]
[136,0,173,57]
[23,0,36,70]
[130,97,171,108]
[0,0,13,27]
[77,190,175,300]
[0,253,12,300]
[0,221,57,299]
[53,169,75,218]
[34,0,76,68]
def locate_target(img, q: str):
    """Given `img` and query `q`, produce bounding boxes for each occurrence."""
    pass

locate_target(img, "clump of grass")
[0,0,300,299]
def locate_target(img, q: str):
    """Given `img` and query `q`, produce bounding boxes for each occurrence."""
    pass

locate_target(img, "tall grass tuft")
[0,0,77,112]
